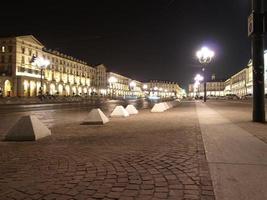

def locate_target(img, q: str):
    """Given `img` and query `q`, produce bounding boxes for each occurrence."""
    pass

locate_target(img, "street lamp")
[108,76,117,99]
[196,47,214,102]
[129,80,136,97]
[194,74,203,98]
[31,56,50,99]
[143,84,148,90]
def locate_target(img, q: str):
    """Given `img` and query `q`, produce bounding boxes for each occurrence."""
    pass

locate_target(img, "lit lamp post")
[31,56,50,99]
[194,74,204,98]
[196,47,215,102]
[143,84,148,97]
[108,76,117,99]
[153,87,158,98]
[129,81,136,97]
[143,84,148,90]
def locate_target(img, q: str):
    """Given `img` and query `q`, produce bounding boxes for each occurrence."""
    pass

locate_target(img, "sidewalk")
[196,102,267,200]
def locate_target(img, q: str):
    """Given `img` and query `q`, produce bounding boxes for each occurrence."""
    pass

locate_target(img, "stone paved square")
[0,102,215,200]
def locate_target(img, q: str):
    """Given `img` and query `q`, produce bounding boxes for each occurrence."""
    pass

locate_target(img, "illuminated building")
[144,80,184,98]
[188,75,225,98]
[0,35,95,97]
[0,35,185,99]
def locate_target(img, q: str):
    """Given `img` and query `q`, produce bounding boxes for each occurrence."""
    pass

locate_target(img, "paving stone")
[0,104,215,200]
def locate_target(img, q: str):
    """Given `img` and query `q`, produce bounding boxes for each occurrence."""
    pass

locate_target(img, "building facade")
[0,35,185,99]
[224,52,267,97]
[0,35,95,97]
[188,80,225,98]
[189,50,267,98]
[143,80,184,98]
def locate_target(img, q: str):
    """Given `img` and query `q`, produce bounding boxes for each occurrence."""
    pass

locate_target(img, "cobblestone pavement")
[0,102,214,200]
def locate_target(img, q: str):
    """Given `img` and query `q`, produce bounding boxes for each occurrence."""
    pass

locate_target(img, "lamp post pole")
[202,67,207,102]
[251,0,265,122]
[108,76,117,100]
[40,68,44,97]
[194,74,204,100]
[112,83,114,99]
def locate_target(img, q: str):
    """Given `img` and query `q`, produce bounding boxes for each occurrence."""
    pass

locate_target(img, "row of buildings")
[0,35,185,99]
[188,51,267,98]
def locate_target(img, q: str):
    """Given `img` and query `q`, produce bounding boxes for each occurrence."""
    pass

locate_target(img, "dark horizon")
[1,0,266,89]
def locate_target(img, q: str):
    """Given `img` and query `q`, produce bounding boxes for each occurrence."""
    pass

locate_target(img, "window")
[1,46,5,52]
[8,46,13,52]
[8,55,12,63]
[21,56,25,64]
[21,47,25,54]
[29,49,32,56]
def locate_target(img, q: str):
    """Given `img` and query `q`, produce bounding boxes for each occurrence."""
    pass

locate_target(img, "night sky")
[1,0,266,89]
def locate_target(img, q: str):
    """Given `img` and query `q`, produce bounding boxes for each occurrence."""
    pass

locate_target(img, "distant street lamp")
[194,74,204,98]
[194,74,204,82]
[143,84,148,90]
[196,47,215,102]
[108,76,117,99]
[31,56,50,99]
[129,81,136,97]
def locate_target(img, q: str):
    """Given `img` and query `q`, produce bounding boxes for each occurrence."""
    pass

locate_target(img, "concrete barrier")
[5,115,51,141]
[151,103,165,112]
[84,108,109,125]
[167,101,173,108]
[110,106,129,117]
[125,105,138,115]
[163,102,170,110]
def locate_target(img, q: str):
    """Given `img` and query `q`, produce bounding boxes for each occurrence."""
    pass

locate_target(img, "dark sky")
[1,0,266,89]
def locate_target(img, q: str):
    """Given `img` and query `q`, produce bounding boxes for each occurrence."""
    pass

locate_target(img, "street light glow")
[143,84,148,90]
[194,81,200,88]
[194,74,204,82]
[196,47,215,64]
[129,81,136,87]
[33,57,50,68]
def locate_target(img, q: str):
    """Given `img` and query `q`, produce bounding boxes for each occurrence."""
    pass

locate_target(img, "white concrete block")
[110,106,129,117]
[163,102,170,110]
[167,102,173,108]
[5,115,51,141]
[151,103,165,112]
[86,108,109,124]
[125,105,138,115]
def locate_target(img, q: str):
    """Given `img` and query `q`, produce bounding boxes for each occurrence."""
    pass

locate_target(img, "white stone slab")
[125,105,138,115]
[5,115,51,141]
[151,103,165,112]
[110,106,129,117]
[86,108,109,124]
[167,102,173,108]
[163,102,170,110]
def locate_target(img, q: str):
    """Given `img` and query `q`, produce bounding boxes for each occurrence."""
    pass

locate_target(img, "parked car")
[226,94,240,100]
